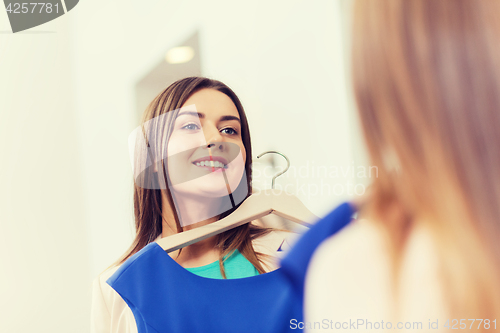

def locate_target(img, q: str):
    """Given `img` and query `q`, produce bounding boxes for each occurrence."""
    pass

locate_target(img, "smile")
[192,155,230,170]
[193,160,228,169]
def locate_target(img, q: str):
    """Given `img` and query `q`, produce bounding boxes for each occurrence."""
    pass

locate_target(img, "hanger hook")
[256,151,290,189]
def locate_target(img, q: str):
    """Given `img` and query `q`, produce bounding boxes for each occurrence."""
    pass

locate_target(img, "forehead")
[181,88,239,118]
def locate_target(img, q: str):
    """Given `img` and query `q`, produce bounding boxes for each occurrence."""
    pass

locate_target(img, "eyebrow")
[178,111,204,118]
[177,111,240,123]
[220,115,241,123]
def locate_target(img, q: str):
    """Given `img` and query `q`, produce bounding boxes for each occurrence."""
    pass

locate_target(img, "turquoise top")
[185,249,259,279]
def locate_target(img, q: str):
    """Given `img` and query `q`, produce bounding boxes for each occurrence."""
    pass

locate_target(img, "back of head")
[352,0,500,321]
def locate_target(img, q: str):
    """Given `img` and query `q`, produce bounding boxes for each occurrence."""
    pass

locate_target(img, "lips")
[191,156,229,169]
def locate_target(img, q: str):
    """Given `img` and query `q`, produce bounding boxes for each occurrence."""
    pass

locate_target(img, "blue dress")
[107,202,355,333]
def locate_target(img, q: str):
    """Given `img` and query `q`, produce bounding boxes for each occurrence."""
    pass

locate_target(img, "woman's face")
[166,88,247,201]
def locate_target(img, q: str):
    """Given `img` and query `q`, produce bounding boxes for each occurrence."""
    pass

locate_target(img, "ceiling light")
[165,46,195,64]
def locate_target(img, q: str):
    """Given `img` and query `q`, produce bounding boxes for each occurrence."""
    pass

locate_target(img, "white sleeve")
[90,267,138,333]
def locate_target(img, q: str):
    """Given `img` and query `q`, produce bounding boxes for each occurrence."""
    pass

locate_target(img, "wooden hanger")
[157,151,317,253]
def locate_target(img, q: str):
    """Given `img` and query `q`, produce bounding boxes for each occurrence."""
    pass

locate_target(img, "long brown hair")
[118,77,272,278]
[352,0,500,323]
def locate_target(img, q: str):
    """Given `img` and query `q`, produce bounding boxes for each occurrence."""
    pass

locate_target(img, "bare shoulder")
[303,219,449,332]
[316,217,387,254]
[304,219,395,330]
[308,218,391,274]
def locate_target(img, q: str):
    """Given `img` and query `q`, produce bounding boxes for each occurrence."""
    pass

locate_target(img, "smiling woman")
[91,77,291,333]
[165,89,247,220]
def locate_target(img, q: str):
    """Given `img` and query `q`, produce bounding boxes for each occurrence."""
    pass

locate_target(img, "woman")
[304,0,500,331]
[91,77,291,332]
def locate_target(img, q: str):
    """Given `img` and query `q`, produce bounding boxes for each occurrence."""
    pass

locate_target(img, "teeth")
[194,160,227,168]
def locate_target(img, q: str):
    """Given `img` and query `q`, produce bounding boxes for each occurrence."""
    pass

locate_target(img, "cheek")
[166,135,196,182]
[168,132,203,156]
[240,144,247,165]
[166,139,178,157]
[167,134,184,157]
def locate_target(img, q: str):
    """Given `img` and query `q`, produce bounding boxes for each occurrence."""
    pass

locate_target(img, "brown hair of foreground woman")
[352,0,500,323]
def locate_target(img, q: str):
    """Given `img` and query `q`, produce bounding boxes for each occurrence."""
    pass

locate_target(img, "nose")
[203,125,224,150]
[206,142,224,150]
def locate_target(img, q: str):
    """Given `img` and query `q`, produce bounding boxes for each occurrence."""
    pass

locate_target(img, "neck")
[160,191,224,267]
[172,191,234,227]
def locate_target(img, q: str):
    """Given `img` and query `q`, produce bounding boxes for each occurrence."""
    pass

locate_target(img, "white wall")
[1,0,367,331]
[0,10,90,333]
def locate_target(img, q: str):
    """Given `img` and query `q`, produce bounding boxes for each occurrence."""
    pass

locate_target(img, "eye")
[181,123,200,131]
[221,127,238,135]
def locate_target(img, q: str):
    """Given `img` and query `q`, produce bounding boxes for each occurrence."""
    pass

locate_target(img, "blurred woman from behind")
[305,0,500,331]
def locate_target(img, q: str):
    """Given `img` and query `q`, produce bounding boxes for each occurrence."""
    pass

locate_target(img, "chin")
[171,173,244,199]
